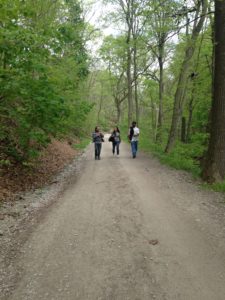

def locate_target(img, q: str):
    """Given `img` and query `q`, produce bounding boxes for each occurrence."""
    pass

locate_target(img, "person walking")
[92,126,104,160]
[128,121,140,158]
[109,126,121,156]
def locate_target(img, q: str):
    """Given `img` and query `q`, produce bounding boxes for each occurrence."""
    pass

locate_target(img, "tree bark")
[97,83,104,124]
[181,116,186,143]
[165,0,208,153]
[133,41,139,124]
[186,98,193,143]
[124,0,133,127]
[131,3,139,125]
[202,0,225,183]
[156,51,164,142]
[114,96,122,124]
[127,34,133,126]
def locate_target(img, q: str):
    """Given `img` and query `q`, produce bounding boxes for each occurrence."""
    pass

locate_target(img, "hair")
[113,126,120,133]
[132,121,137,127]
[95,126,99,132]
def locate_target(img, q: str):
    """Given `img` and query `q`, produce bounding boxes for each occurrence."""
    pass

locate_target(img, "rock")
[148,239,159,245]
[7,212,20,218]
[0,230,4,236]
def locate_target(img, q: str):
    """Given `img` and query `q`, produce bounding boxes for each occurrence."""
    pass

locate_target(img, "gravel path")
[1,138,225,299]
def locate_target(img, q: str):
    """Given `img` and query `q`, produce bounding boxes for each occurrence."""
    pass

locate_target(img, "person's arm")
[127,128,131,140]
[128,127,134,140]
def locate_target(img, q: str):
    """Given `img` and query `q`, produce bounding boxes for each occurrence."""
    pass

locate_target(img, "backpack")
[108,135,114,142]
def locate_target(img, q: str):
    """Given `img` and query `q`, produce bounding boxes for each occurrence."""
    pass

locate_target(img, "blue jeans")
[95,143,102,159]
[112,141,120,155]
[131,141,138,157]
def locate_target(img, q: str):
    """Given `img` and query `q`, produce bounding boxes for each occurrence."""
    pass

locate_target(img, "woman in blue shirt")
[92,126,104,160]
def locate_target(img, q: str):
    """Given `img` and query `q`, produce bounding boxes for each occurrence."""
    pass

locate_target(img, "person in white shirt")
[128,121,140,158]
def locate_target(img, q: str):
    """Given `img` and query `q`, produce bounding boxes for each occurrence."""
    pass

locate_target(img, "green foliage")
[73,137,90,150]
[0,159,11,167]
[210,182,225,193]
[136,123,202,177]
[0,0,92,163]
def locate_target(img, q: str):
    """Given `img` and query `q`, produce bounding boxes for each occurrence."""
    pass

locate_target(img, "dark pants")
[95,143,102,159]
[112,141,120,155]
[131,141,138,158]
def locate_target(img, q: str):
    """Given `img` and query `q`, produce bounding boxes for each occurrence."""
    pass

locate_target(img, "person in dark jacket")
[92,126,104,160]
[109,127,121,156]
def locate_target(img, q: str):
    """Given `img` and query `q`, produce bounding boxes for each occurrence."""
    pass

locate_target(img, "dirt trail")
[2,138,225,300]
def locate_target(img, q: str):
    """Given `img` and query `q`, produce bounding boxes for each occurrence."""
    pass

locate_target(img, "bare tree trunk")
[202,0,225,183]
[127,40,133,126]
[181,117,186,143]
[97,84,104,124]
[117,105,121,124]
[158,56,164,128]
[186,98,193,142]
[124,0,133,127]
[165,0,208,153]
[114,97,121,124]
[205,1,215,136]
[156,51,164,141]
[133,45,139,124]
[131,3,139,125]
[149,92,155,138]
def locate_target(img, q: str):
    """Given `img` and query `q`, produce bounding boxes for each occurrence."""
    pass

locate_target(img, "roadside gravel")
[0,151,86,298]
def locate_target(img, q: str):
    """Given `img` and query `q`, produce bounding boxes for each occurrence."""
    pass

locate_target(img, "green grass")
[210,182,225,193]
[115,124,225,193]
[140,134,202,177]
[73,137,90,150]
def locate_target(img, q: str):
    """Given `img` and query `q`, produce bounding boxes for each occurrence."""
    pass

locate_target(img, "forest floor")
[1,137,225,299]
[0,139,78,203]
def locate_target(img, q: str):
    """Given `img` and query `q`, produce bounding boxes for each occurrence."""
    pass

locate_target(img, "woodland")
[0,0,225,191]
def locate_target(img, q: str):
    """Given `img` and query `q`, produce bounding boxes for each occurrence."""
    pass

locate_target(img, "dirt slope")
[0,140,77,202]
[1,137,225,299]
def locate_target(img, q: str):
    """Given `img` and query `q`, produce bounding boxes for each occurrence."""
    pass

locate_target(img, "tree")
[143,0,180,140]
[100,35,128,123]
[165,0,208,153]
[119,0,134,126]
[0,0,91,162]
[103,0,148,125]
[202,0,225,183]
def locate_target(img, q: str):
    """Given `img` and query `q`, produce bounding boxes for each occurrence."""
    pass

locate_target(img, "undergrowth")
[115,124,225,193]
[210,182,225,193]
[73,137,90,150]
[139,133,202,178]
[121,123,202,178]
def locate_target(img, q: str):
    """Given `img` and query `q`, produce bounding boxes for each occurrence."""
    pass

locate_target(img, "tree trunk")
[205,2,215,136]
[181,116,186,143]
[115,97,121,124]
[165,0,208,153]
[125,3,133,127]
[133,45,139,124]
[156,52,164,142]
[127,43,133,126]
[202,0,225,183]
[97,84,104,124]
[186,98,193,143]
[131,6,139,125]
